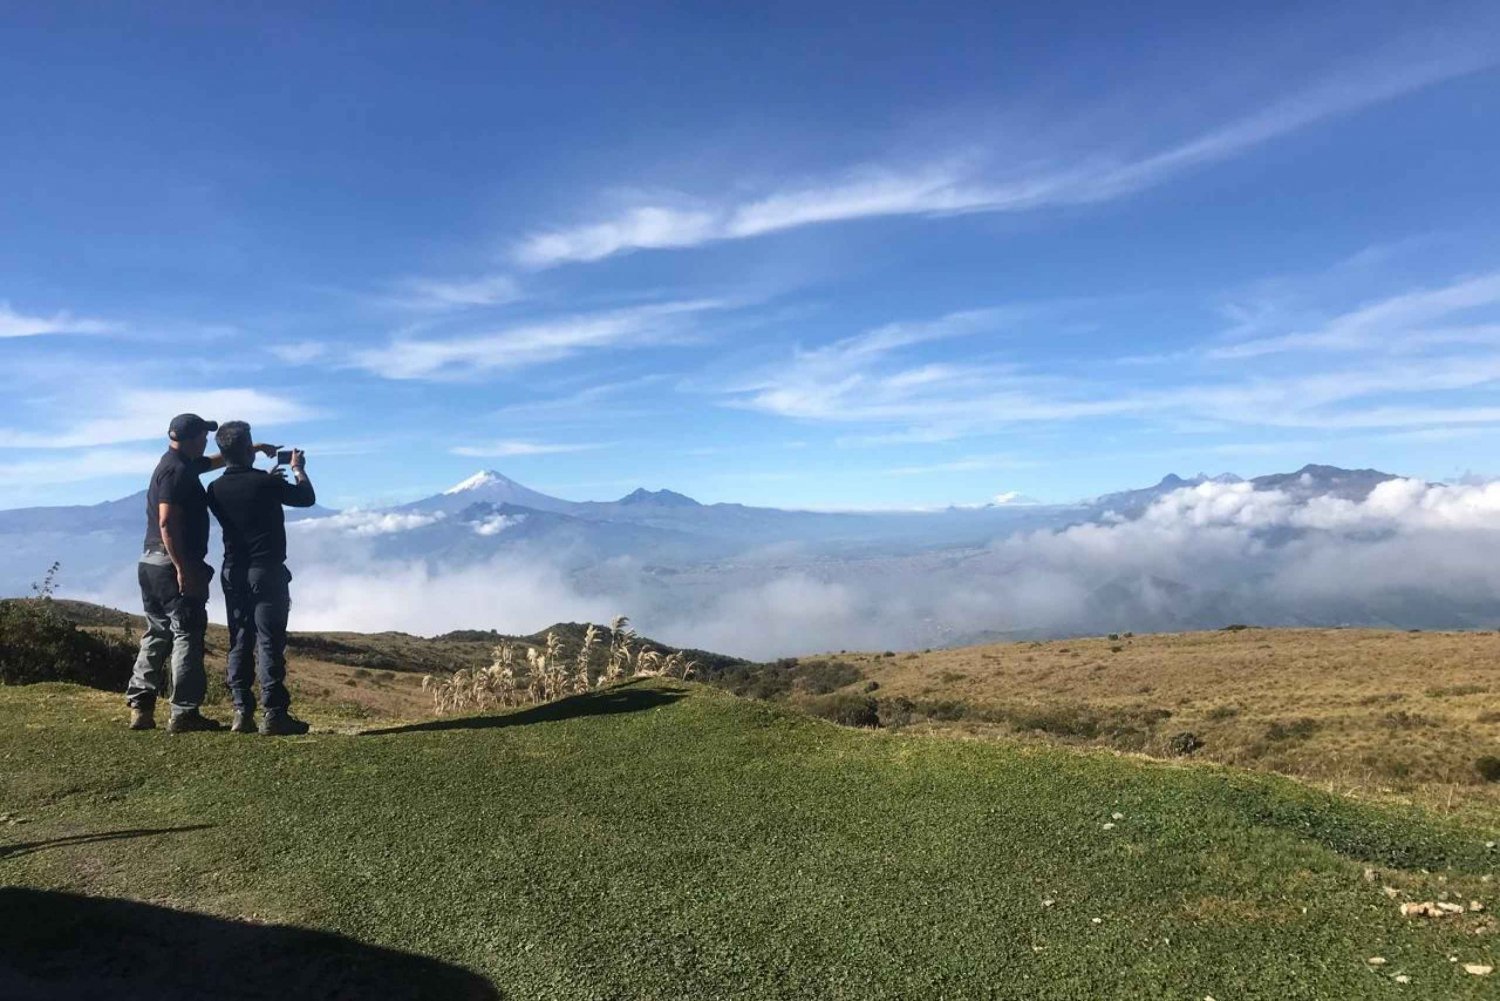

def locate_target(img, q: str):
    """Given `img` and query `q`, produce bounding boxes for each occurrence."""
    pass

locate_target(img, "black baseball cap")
[168,413,218,440]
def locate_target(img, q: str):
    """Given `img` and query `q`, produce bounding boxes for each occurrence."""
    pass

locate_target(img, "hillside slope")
[1,680,1496,999]
[725,627,1500,823]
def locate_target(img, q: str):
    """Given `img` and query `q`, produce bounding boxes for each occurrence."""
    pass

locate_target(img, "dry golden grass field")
[825,627,1500,825]
[60,598,1500,827]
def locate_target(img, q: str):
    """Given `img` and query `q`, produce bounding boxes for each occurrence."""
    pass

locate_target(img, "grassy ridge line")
[2,680,1496,999]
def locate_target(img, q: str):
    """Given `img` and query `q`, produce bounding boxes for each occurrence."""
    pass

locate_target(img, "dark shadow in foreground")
[0,824,215,861]
[0,888,500,1001]
[362,680,688,736]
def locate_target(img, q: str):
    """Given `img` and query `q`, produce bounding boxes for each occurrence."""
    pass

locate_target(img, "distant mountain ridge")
[0,462,1421,635]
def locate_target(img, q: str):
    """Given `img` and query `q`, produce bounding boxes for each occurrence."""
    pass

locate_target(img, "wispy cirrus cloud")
[450,440,603,458]
[726,268,1500,438]
[0,448,163,488]
[1207,271,1500,358]
[389,273,523,311]
[351,299,726,380]
[513,48,1496,268]
[0,301,118,338]
[0,388,318,449]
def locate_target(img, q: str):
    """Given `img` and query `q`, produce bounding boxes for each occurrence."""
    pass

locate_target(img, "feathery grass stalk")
[424,616,696,715]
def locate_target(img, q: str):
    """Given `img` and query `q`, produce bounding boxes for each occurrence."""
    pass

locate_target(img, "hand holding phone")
[276,448,294,465]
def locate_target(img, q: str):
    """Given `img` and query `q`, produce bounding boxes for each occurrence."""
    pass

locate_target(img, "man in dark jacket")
[206,421,316,736]
[127,413,278,733]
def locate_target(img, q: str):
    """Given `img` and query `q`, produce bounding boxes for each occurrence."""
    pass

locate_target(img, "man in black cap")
[206,421,316,736]
[126,413,278,733]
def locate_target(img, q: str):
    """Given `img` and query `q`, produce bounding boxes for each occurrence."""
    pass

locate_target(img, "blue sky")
[2,1,1499,511]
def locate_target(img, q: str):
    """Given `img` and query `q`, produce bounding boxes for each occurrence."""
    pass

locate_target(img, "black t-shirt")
[206,465,316,570]
[143,450,213,559]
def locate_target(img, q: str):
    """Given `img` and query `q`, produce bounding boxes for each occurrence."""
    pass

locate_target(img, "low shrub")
[1169,732,1205,756]
[877,696,915,727]
[1424,683,1487,698]
[1476,756,1500,783]
[1265,718,1319,741]
[805,693,880,728]
[0,599,134,691]
[1205,705,1240,720]
[1380,710,1433,730]
[1008,704,1100,738]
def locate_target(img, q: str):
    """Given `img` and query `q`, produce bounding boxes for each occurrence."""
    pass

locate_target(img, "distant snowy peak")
[407,470,574,515]
[617,487,701,508]
[443,470,518,495]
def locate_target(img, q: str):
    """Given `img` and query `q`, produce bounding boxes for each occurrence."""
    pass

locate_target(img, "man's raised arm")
[277,449,316,508]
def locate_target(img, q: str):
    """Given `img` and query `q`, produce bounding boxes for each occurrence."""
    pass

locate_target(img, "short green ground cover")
[1,680,1496,999]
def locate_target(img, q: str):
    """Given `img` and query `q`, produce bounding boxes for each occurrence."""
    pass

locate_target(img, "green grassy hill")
[1,679,1496,999]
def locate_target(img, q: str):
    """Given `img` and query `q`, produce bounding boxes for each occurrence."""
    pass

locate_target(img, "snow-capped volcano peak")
[443,470,514,495]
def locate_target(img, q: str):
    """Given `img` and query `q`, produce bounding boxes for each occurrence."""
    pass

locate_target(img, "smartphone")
[276,449,294,465]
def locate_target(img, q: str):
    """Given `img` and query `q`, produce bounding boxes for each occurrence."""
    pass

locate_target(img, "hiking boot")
[259,712,310,737]
[230,710,256,734]
[128,706,156,731]
[166,710,227,734]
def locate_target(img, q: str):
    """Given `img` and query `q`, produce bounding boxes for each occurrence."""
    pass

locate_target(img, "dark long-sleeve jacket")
[206,465,316,570]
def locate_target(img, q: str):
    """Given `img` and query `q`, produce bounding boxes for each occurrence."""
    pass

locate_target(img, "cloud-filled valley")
[5,466,1497,661]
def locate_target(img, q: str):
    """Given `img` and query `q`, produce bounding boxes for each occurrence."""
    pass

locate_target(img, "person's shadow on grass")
[0,824,214,861]
[362,679,687,736]
[0,887,501,1000]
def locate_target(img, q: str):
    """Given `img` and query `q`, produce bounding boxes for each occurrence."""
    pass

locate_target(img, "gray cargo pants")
[126,551,210,717]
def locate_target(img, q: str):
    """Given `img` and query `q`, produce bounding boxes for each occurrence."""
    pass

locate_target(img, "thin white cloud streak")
[268,341,330,365]
[351,300,724,381]
[514,49,1495,267]
[0,302,117,338]
[450,441,603,458]
[1209,271,1500,358]
[0,388,318,449]
[390,274,523,311]
[727,267,1500,436]
[0,449,161,488]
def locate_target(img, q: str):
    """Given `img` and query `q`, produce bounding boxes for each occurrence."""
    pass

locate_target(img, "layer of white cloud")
[0,388,318,449]
[0,449,162,489]
[0,302,117,338]
[39,472,1500,659]
[473,513,522,536]
[451,441,602,458]
[292,509,446,536]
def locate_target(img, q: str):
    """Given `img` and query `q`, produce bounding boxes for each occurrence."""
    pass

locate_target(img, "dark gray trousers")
[127,553,210,716]
[222,563,293,714]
